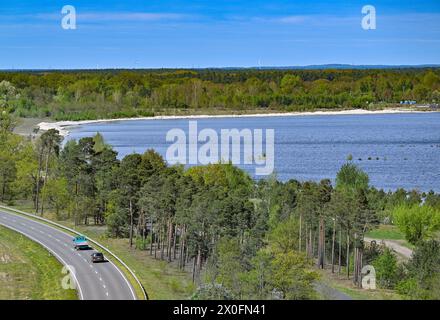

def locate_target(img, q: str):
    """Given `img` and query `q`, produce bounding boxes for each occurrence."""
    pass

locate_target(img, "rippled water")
[67,113,440,192]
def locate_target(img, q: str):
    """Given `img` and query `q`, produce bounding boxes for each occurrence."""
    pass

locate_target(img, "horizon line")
[1,63,440,72]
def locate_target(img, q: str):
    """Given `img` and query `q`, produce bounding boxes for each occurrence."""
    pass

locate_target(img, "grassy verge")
[366,224,415,251]
[0,225,77,300]
[2,201,194,300]
[317,268,403,300]
[366,225,405,240]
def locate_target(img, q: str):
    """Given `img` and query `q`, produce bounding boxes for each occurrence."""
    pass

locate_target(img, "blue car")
[73,235,89,250]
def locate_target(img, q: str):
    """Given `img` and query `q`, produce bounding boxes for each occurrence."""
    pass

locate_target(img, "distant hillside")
[242,64,440,70]
[1,67,439,121]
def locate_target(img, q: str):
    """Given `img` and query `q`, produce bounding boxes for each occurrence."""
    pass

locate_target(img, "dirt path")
[364,237,413,259]
[314,281,352,300]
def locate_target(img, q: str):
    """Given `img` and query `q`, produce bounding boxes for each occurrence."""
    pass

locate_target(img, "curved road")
[0,209,136,300]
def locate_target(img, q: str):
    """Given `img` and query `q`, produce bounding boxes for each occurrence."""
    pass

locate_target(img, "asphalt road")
[0,209,137,300]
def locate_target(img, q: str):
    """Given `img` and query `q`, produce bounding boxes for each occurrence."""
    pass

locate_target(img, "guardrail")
[0,204,149,300]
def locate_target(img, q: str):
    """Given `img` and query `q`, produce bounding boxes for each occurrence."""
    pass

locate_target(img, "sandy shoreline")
[37,108,436,137]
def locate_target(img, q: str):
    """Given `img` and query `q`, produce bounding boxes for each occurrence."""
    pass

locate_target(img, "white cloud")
[77,12,186,22]
[18,12,187,22]
[276,15,309,24]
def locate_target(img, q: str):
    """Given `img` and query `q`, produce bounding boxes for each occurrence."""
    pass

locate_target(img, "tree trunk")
[331,218,336,273]
[353,233,359,285]
[358,249,363,288]
[317,217,325,269]
[196,246,202,283]
[40,145,51,216]
[338,227,342,275]
[167,219,173,262]
[192,254,197,283]
[160,226,165,260]
[150,220,154,255]
[305,224,308,255]
[346,232,350,279]
[35,150,43,213]
[173,224,178,260]
[154,231,157,259]
[353,247,358,285]
[178,225,184,269]
[129,199,134,248]
[181,225,187,269]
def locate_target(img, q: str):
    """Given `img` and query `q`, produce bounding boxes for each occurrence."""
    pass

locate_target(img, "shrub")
[372,247,399,289]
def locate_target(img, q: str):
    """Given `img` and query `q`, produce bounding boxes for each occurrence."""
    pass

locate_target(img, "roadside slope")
[0,225,77,300]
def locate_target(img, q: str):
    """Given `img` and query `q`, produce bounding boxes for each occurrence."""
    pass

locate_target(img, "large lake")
[66,113,440,192]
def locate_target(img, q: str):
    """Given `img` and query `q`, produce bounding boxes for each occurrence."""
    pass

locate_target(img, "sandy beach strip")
[37,108,436,137]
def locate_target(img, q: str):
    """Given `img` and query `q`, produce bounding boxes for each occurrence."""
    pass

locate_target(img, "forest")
[1,68,440,121]
[1,108,440,299]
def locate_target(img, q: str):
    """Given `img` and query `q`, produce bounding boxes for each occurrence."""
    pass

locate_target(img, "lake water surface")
[67,113,440,192]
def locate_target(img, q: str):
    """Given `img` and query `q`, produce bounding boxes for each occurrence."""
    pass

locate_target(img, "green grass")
[366,225,405,240]
[0,225,77,300]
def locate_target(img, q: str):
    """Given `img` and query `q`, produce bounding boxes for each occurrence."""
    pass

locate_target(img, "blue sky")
[0,0,439,69]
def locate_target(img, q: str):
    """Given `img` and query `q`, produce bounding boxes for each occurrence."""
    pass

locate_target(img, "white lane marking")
[99,277,102,282]
[107,259,137,300]
[103,284,106,289]
[0,221,84,300]
[95,270,98,274]
[106,292,109,297]
[30,227,35,230]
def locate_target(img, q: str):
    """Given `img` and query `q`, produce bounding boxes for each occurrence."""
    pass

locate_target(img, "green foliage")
[336,163,369,193]
[41,178,70,218]
[214,238,246,297]
[373,247,399,289]
[268,216,299,253]
[1,69,439,120]
[397,240,440,299]
[392,204,440,245]
[269,249,318,300]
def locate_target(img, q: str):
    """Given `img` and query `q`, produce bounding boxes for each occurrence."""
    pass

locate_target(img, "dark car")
[91,252,105,263]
